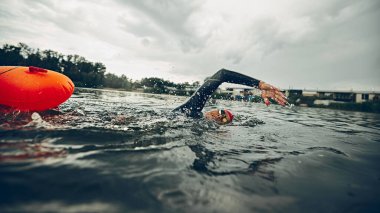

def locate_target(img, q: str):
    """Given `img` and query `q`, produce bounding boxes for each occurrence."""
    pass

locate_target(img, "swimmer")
[174,68,288,124]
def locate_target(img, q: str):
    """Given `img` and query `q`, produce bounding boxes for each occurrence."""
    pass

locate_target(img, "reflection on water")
[1,88,380,212]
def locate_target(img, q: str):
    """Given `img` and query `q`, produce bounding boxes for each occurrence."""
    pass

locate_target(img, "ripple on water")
[1,88,380,212]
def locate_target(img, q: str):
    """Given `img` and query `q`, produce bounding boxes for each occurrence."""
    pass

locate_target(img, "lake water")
[1,88,380,213]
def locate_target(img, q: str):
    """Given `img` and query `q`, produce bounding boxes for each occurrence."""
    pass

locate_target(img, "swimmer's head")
[204,109,234,125]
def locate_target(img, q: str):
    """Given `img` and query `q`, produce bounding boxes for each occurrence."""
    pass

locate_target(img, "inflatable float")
[0,66,75,111]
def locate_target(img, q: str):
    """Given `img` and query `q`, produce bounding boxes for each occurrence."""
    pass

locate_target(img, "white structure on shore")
[217,86,380,104]
[286,89,380,104]
[217,85,261,96]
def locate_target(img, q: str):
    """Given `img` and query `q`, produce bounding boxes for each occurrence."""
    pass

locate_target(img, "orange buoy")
[0,66,75,111]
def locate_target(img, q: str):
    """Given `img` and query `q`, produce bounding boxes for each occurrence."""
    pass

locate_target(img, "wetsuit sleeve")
[173,68,261,117]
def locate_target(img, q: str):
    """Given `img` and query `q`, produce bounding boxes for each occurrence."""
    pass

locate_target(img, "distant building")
[216,87,380,105]
[316,90,354,102]
[286,89,302,97]
[303,90,318,97]
[355,91,380,103]
[287,89,380,104]
[217,86,261,101]
[219,86,259,95]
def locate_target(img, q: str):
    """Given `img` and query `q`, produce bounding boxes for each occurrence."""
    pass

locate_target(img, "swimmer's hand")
[259,81,288,106]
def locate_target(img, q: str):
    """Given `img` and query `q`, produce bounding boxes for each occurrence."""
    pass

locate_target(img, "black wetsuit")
[173,69,261,118]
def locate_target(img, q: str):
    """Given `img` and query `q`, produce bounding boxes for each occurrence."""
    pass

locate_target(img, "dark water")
[1,88,380,213]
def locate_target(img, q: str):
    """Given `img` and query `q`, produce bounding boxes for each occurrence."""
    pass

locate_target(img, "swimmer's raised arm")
[174,68,288,119]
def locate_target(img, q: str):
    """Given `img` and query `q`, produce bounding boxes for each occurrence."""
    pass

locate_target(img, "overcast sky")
[1,0,379,90]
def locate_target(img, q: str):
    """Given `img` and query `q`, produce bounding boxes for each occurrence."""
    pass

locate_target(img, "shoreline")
[75,87,380,114]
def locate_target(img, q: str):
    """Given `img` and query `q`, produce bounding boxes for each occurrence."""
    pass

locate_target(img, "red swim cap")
[224,109,234,122]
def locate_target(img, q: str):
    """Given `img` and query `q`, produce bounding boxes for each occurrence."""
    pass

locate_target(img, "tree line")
[0,43,199,94]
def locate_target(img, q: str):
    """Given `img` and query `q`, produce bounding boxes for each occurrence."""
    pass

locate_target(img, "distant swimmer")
[173,68,288,124]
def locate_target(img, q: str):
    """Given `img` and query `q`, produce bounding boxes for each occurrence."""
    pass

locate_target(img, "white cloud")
[0,0,379,90]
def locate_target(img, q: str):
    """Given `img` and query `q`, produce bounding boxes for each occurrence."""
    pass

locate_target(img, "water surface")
[1,88,379,213]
